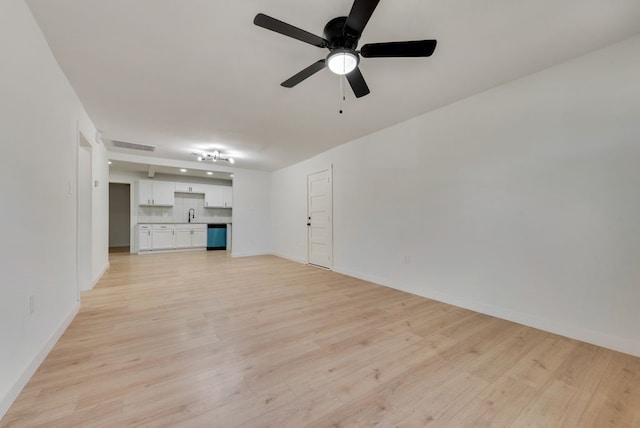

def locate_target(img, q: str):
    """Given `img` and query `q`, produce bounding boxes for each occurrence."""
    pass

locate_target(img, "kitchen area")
[137,178,232,253]
[108,161,233,254]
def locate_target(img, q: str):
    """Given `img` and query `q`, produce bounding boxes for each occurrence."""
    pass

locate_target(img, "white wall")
[271,34,640,357]
[232,169,272,257]
[0,0,108,418]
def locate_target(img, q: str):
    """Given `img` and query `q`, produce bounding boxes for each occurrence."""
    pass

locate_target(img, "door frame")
[108,182,132,251]
[76,130,93,298]
[109,178,136,253]
[307,166,333,269]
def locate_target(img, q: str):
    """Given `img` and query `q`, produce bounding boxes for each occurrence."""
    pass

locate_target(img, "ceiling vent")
[111,140,156,152]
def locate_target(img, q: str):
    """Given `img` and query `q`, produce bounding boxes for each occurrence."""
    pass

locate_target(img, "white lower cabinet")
[138,223,207,252]
[138,225,152,251]
[176,224,207,248]
[152,225,176,250]
[193,228,207,247]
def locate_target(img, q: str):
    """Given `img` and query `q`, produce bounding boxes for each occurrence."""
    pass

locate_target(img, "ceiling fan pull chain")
[339,75,346,114]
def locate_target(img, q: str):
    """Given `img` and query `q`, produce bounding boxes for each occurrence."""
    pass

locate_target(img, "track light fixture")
[193,151,235,164]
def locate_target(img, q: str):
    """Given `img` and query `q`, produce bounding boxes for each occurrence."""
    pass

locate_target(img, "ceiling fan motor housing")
[324,17,359,51]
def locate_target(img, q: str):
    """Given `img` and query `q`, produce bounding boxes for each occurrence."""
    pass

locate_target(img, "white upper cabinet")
[174,183,205,194]
[204,185,224,208]
[137,180,153,205]
[137,180,175,206]
[137,180,231,208]
[153,181,175,205]
[222,187,233,208]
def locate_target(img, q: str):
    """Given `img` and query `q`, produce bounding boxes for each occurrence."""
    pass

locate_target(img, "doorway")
[76,133,92,294]
[109,183,131,253]
[307,168,333,268]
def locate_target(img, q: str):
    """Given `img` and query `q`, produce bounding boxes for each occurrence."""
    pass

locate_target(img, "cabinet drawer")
[176,223,207,230]
[152,224,174,230]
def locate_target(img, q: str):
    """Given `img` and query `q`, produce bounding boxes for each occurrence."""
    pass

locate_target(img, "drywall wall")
[231,169,272,257]
[109,183,131,247]
[271,34,640,356]
[0,0,108,418]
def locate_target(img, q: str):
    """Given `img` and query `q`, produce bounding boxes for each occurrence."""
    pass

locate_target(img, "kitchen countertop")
[138,222,231,225]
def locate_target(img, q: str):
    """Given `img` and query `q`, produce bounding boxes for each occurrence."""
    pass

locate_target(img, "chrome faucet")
[188,208,195,223]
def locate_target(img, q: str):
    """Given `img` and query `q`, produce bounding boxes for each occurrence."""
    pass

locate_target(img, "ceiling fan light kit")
[194,151,235,164]
[254,0,437,98]
[327,49,359,75]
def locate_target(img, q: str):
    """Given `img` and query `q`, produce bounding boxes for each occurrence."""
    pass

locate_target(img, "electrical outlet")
[28,295,35,315]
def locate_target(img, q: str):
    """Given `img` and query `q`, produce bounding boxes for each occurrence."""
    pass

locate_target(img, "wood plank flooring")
[2,251,640,427]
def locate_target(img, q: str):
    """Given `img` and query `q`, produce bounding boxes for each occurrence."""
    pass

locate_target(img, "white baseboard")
[0,303,80,420]
[231,251,270,258]
[271,252,307,265]
[138,248,206,255]
[332,265,640,358]
[90,261,110,289]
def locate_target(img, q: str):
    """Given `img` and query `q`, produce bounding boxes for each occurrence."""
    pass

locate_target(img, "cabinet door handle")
[152,199,155,205]
[148,231,151,236]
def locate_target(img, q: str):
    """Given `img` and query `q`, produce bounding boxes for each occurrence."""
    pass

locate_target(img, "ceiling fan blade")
[344,0,380,38]
[360,40,437,58]
[346,67,370,98]
[254,13,327,48]
[281,60,326,88]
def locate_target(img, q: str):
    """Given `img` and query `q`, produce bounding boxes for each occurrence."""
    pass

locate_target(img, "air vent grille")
[111,140,156,152]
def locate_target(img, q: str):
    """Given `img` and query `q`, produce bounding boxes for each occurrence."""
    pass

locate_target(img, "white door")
[307,168,332,268]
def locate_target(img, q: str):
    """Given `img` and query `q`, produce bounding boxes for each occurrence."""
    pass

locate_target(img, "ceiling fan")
[254,0,437,98]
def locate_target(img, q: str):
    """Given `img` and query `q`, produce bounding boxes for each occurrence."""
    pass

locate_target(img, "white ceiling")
[26,0,640,171]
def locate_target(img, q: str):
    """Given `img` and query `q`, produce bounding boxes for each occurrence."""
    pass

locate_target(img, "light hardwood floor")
[2,251,639,427]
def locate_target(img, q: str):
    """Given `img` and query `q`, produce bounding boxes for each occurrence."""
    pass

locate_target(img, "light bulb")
[327,50,358,75]
[228,158,235,164]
